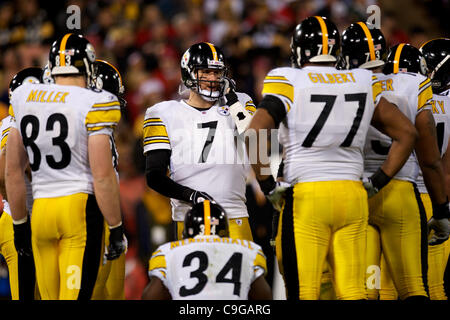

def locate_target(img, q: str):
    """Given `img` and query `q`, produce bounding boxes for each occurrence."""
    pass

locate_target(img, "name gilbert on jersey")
[26,89,69,103]
[308,72,356,84]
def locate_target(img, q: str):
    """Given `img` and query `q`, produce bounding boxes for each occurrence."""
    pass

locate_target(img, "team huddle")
[0,14,449,301]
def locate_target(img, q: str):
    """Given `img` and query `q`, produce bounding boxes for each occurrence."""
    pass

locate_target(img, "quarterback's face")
[196,68,224,91]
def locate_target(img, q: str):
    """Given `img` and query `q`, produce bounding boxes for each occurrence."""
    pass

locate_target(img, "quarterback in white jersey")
[144,42,256,241]
[143,93,253,221]
[142,200,272,300]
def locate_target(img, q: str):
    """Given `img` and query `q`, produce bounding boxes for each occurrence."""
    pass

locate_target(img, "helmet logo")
[95,77,103,90]
[181,50,190,69]
[419,56,427,75]
[86,44,96,62]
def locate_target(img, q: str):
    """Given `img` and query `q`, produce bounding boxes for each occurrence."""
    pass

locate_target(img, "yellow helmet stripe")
[203,200,211,235]
[357,22,375,61]
[59,33,73,67]
[419,37,448,49]
[393,43,405,74]
[205,42,218,61]
[314,16,328,55]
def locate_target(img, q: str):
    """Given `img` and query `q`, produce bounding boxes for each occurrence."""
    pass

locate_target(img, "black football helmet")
[340,22,387,70]
[291,16,340,68]
[48,33,96,86]
[93,60,126,108]
[383,43,427,76]
[180,42,228,101]
[182,200,229,239]
[9,67,43,99]
[420,38,450,93]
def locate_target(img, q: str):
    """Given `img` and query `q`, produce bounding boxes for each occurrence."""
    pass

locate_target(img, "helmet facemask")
[190,66,227,101]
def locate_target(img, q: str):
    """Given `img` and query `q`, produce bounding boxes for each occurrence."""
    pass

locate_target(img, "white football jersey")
[142,93,255,221]
[148,236,267,300]
[416,90,450,193]
[364,72,433,182]
[263,66,381,183]
[10,83,121,199]
[0,115,33,215]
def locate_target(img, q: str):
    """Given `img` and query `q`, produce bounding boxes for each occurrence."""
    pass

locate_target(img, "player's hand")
[362,168,391,198]
[223,77,238,106]
[427,217,450,245]
[13,216,33,257]
[428,201,450,245]
[106,223,127,260]
[362,177,379,198]
[189,190,215,205]
[267,181,290,212]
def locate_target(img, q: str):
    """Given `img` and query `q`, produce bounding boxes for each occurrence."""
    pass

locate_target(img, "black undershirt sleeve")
[145,149,193,202]
[257,95,287,128]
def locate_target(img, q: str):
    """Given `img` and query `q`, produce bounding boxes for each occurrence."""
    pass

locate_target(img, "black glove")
[362,168,391,198]
[13,216,33,258]
[428,201,450,246]
[106,223,127,260]
[223,77,238,106]
[188,190,215,205]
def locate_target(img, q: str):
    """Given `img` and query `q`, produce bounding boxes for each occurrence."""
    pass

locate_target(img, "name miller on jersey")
[26,89,69,103]
[170,237,255,250]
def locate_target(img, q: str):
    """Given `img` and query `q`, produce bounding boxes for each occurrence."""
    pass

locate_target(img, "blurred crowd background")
[0,0,448,299]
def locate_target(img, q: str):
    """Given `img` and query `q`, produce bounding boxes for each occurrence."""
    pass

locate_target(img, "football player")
[341,23,447,300]
[419,38,450,299]
[5,33,126,300]
[246,16,417,300]
[142,200,272,300]
[90,59,126,300]
[0,67,42,300]
[143,42,256,241]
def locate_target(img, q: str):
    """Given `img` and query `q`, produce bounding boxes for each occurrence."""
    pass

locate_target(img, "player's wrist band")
[13,215,28,225]
[259,175,276,195]
[370,168,391,191]
[432,199,450,219]
[108,221,122,229]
